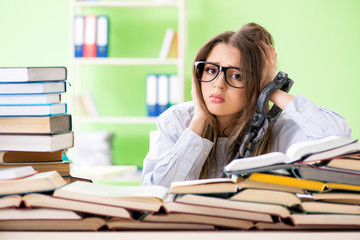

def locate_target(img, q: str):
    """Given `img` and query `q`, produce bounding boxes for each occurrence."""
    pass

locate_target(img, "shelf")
[74,116,157,124]
[72,57,179,66]
[73,0,179,8]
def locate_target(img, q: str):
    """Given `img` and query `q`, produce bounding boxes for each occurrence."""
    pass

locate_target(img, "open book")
[225,136,356,174]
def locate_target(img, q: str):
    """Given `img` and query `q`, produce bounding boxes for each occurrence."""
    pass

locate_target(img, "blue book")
[74,15,84,57]
[0,81,66,95]
[96,15,109,57]
[0,103,67,117]
[146,74,157,117]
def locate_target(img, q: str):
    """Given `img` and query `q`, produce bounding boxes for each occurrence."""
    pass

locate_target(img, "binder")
[83,15,97,57]
[96,16,109,57]
[169,74,181,106]
[74,15,84,57]
[157,74,169,115]
[146,74,157,117]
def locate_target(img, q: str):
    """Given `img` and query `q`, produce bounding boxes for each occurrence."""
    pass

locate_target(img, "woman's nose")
[212,71,227,89]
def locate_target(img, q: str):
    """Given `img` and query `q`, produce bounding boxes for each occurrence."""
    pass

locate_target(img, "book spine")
[83,15,97,58]
[157,74,169,115]
[159,28,174,59]
[96,16,109,58]
[74,15,84,58]
[146,74,157,117]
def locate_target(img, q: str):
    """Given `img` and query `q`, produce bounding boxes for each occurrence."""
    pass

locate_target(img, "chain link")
[235,71,294,159]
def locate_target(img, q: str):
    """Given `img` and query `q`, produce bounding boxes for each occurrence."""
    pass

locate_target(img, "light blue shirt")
[141,94,352,187]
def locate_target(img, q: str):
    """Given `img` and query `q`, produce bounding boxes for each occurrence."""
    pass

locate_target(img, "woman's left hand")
[260,42,277,90]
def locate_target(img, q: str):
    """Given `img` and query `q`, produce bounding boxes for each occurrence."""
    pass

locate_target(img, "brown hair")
[192,23,274,178]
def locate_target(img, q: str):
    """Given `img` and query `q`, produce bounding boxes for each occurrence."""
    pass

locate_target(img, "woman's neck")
[216,114,238,137]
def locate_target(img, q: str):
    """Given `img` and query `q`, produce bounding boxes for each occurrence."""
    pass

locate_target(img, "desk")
[1,231,360,240]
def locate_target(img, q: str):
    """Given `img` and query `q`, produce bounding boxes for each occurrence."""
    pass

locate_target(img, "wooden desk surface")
[1,231,360,240]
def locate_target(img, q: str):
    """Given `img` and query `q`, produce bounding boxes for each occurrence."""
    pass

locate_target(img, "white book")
[0,67,67,82]
[225,136,356,173]
[0,81,66,94]
[159,28,174,59]
[0,132,74,152]
[0,103,66,116]
[0,93,61,105]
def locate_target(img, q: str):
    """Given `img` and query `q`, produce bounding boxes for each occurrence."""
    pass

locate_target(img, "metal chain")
[235,71,294,159]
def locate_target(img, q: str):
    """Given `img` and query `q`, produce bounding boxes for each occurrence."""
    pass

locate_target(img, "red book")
[83,15,97,57]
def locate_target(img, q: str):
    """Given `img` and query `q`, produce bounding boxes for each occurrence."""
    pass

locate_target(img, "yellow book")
[248,173,360,192]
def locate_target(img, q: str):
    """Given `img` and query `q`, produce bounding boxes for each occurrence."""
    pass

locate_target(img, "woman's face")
[201,43,246,119]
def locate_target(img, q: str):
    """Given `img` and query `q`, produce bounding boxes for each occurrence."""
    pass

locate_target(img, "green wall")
[0,0,359,167]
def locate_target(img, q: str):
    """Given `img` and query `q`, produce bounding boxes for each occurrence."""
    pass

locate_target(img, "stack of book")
[0,135,360,231]
[0,67,74,181]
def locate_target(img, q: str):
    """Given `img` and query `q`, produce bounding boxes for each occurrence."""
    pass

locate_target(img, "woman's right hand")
[189,78,207,136]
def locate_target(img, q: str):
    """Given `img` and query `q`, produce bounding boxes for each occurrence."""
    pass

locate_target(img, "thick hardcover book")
[0,93,61,105]
[0,103,67,116]
[0,166,37,180]
[0,151,63,163]
[0,114,72,134]
[0,81,66,94]
[0,67,66,82]
[170,178,238,194]
[0,132,74,152]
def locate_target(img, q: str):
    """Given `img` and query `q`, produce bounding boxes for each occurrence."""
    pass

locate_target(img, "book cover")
[0,161,70,176]
[74,15,84,57]
[0,67,67,82]
[83,15,97,58]
[96,15,109,57]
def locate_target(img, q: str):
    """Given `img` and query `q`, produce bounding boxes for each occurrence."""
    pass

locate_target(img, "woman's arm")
[141,103,213,187]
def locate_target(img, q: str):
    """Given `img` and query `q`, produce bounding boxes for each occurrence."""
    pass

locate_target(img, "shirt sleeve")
[272,94,352,153]
[141,103,213,187]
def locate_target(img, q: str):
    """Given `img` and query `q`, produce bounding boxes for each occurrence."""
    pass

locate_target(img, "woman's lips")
[209,93,225,103]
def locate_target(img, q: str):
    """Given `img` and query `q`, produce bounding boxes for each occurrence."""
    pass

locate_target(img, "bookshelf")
[68,0,187,166]
[69,0,186,124]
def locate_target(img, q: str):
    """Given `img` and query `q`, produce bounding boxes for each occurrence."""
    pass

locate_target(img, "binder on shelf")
[169,74,180,106]
[146,74,157,117]
[74,15,84,58]
[157,74,169,115]
[159,28,174,60]
[83,15,97,58]
[96,15,109,58]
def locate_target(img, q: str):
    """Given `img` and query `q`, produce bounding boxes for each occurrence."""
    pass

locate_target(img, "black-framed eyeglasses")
[194,61,246,89]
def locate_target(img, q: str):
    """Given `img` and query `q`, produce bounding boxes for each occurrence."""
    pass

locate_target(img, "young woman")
[141,23,351,187]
